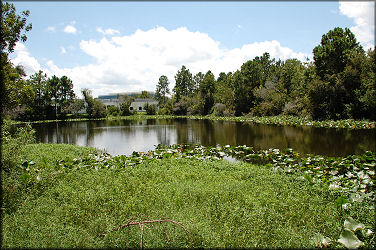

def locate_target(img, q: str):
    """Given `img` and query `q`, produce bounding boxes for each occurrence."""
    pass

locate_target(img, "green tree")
[214,72,234,113]
[59,76,75,114]
[311,27,365,119]
[47,75,61,118]
[82,88,106,118]
[1,2,32,53]
[28,70,48,113]
[155,75,170,106]
[138,90,151,99]
[233,58,264,115]
[1,2,32,117]
[193,72,204,93]
[173,65,193,102]
[313,27,363,81]
[198,71,216,115]
[119,94,134,116]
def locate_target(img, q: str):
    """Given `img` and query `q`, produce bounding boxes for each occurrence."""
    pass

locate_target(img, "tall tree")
[1,2,32,117]
[198,71,216,115]
[313,27,363,81]
[173,65,193,102]
[47,75,61,118]
[193,72,204,93]
[155,75,170,106]
[59,76,75,113]
[311,27,365,119]
[233,58,264,115]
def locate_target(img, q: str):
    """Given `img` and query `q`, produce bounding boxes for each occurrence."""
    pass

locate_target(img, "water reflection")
[32,118,376,157]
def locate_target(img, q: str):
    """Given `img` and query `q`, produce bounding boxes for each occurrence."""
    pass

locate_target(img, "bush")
[143,103,157,115]
[157,107,171,115]
[1,120,35,171]
[106,105,120,117]
[212,103,226,116]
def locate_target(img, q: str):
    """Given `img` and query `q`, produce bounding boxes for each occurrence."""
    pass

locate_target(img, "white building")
[129,98,158,112]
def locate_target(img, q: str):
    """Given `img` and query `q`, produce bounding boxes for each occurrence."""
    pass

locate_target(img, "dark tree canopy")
[313,27,363,81]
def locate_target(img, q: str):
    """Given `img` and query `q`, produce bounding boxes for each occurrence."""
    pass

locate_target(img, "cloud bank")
[12,26,310,97]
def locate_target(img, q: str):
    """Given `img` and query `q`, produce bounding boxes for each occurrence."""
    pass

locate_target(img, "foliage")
[173,65,194,102]
[82,88,106,118]
[155,75,170,106]
[106,105,121,117]
[119,94,134,116]
[138,90,152,99]
[143,103,157,115]
[1,120,35,171]
[198,70,216,115]
[1,2,32,53]
[4,144,352,248]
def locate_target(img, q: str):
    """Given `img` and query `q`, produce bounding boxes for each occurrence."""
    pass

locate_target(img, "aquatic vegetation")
[8,114,376,129]
[31,143,374,200]
[5,143,375,248]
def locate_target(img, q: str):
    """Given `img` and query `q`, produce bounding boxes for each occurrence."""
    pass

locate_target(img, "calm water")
[32,118,376,157]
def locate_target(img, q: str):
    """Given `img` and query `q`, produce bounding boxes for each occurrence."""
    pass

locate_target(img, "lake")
[32,118,376,157]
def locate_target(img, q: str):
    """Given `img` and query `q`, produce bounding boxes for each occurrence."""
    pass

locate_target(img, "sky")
[8,0,375,98]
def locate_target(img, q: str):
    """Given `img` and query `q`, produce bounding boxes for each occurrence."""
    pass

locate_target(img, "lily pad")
[338,228,364,249]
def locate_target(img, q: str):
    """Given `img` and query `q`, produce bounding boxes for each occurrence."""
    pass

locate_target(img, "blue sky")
[9,1,375,97]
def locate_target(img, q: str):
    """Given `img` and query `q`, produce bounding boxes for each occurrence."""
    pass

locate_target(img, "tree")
[233,58,264,115]
[59,76,75,114]
[28,70,47,110]
[1,2,32,53]
[82,88,106,118]
[311,27,365,119]
[155,75,170,106]
[313,27,363,81]
[193,72,204,93]
[215,72,234,113]
[173,65,193,102]
[138,90,151,99]
[198,71,216,115]
[1,2,32,117]
[119,94,134,116]
[47,75,61,118]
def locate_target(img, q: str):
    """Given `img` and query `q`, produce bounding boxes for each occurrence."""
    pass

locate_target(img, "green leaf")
[336,196,349,206]
[344,217,365,232]
[338,228,364,249]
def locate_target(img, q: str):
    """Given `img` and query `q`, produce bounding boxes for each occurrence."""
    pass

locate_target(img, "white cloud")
[45,26,56,33]
[339,1,375,50]
[60,46,66,54]
[11,27,310,98]
[97,27,120,36]
[10,42,41,76]
[64,24,77,34]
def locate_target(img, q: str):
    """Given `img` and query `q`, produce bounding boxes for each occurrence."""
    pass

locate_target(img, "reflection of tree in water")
[155,119,175,146]
[34,119,376,157]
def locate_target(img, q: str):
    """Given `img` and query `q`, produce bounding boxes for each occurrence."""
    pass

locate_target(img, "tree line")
[154,27,375,120]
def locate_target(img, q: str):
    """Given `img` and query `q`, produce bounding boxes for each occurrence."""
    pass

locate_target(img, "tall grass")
[3,156,343,248]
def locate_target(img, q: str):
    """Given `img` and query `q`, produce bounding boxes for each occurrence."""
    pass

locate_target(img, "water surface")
[32,118,376,157]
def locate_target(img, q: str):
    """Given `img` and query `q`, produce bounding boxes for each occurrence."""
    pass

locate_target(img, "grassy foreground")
[2,143,375,248]
[0,144,350,248]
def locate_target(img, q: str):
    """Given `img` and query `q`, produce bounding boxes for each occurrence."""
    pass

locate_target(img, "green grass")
[3,152,344,248]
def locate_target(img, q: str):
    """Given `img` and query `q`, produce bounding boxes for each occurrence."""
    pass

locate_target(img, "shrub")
[212,103,226,116]
[106,105,120,117]
[144,103,157,115]
[1,120,35,171]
